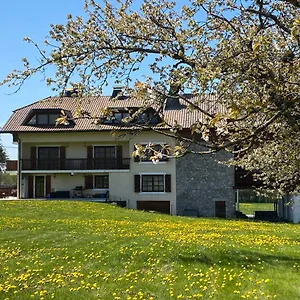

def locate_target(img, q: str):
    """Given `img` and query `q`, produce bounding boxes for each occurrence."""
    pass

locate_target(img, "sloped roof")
[1,95,222,133]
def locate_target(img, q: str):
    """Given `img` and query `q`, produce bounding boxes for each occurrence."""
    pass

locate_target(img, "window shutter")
[85,175,93,189]
[116,146,122,158]
[28,175,34,198]
[60,146,66,170]
[165,175,171,192]
[134,175,141,193]
[46,175,51,196]
[30,147,36,170]
[87,146,93,169]
[116,145,122,168]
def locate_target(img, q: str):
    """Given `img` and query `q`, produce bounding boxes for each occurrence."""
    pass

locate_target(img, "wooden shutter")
[87,146,93,169]
[134,175,141,193]
[46,175,51,196]
[165,174,171,192]
[60,146,66,170]
[30,147,36,170]
[28,175,34,198]
[85,175,93,189]
[116,145,122,168]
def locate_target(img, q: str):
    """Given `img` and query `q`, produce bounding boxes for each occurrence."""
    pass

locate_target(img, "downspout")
[17,137,22,199]
[236,189,240,211]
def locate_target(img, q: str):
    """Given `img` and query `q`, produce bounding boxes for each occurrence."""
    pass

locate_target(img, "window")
[27,115,37,125]
[94,175,109,189]
[136,109,160,125]
[134,174,171,193]
[142,175,164,192]
[94,146,116,158]
[49,114,60,124]
[24,109,72,126]
[27,113,60,125]
[134,143,169,162]
[94,146,116,169]
[38,147,59,170]
[101,108,160,125]
[103,111,129,124]
[38,114,50,125]
[144,144,168,162]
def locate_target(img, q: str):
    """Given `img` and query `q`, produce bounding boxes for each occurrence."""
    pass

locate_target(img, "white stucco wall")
[52,173,85,191]
[19,132,130,159]
[290,195,300,223]
[18,131,177,215]
[279,194,300,223]
[127,131,177,215]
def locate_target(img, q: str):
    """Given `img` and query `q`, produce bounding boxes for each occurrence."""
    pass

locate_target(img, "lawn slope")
[0,201,299,299]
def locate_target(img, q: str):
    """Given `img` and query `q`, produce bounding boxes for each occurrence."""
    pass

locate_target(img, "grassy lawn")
[0,201,299,300]
[239,203,275,215]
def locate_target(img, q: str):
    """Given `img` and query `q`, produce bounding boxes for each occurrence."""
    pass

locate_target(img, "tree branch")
[246,8,291,34]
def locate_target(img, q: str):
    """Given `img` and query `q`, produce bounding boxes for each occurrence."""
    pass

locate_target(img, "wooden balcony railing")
[21,158,130,171]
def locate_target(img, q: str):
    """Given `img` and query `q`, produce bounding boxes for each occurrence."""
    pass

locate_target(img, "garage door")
[137,201,170,214]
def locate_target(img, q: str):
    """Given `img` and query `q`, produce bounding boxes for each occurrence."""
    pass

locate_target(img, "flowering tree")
[0,142,7,165]
[0,141,8,174]
[1,0,299,193]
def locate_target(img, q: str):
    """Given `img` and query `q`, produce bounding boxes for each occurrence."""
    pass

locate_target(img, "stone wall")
[176,150,235,218]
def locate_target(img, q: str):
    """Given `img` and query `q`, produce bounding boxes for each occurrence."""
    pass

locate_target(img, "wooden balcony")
[21,158,130,171]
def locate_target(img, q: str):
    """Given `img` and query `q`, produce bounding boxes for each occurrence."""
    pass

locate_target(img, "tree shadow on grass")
[176,248,300,268]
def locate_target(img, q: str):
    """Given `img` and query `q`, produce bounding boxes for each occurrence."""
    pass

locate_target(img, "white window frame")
[139,172,167,194]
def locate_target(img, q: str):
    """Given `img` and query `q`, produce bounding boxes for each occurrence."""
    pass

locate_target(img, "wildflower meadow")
[0,201,299,299]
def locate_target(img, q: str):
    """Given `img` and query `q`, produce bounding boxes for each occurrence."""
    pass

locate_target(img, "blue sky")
[0,0,89,159]
[0,0,185,160]
[0,0,155,159]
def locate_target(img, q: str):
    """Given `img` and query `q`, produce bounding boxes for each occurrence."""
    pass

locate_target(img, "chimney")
[64,88,78,97]
[164,84,186,110]
[164,96,186,110]
[111,86,123,98]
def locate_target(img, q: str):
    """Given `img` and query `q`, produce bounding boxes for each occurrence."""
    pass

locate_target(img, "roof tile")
[2,95,224,133]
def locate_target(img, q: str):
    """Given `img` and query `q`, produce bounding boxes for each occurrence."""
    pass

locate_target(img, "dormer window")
[136,109,161,125]
[27,113,60,125]
[102,108,161,126]
[103,110,130,124]
[24,109,72,126]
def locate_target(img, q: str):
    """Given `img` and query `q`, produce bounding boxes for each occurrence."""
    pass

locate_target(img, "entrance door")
[215,201,226,218]
[35,176,45,198]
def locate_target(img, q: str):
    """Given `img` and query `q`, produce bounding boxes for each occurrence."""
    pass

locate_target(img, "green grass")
[0,201,299,300]
[239,203,275,215]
